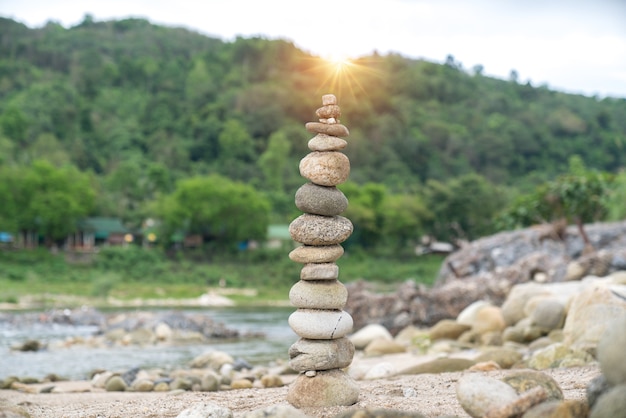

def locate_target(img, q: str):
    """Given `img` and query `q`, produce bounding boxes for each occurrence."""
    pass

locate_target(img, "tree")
[5,161,95,245]
[498,156,613,249]
[424,174,505,242]
[258,130,291,192]
[155,174,270,249]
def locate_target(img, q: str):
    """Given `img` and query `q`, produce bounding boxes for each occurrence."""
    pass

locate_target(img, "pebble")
[363,338,406,356]
[322,94,337,105]
[289,337,355,372]
[299,151,350,186]
[473,348,522,369]
[429,319,471,341]
[230,379,253,389]
[530,299,566,331]
[349,323,393,349]
[363,362,396,380]
[308,134,348,151]
[596,313,626,386]
[104,375,127,392]
[456,373,519,418]
[300,262,340,281]
[305,122,350,137]
[500,369,563,401]
[242,405,310,418]
[287,369,359,407]
[176,402,232,418]
[399,358,476,375]
[289,244,345,264]
[484,385,548,418]
[590,384,626,418]
[562,283,626,351]
[316,104,341,119]
[288,309,353,340]
[260,375,283,388]
[524,399,590,418]
[295,183,348,216]
[289,214,353,246]
[289,279,348,309]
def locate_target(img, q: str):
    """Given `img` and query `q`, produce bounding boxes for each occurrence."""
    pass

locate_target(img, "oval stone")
[289,214,353,246]
[308,134,348,152]
[288,309,353,340]
[287,369,359,408]
[316,104,341,119]
[305,122,350,137]
[295,183,348,216]
[300,263,339,281]
[290,279,348,309]
[300,152,350,186]
[289,337,355,371]
[289,245,344,264]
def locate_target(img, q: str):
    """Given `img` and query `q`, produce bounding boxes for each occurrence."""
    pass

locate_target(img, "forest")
[1,15,626,254]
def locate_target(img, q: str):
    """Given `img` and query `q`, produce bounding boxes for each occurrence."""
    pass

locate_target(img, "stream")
[0,306,297,381]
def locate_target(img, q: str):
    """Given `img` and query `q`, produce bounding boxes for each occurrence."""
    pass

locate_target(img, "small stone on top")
[322,94,337,106]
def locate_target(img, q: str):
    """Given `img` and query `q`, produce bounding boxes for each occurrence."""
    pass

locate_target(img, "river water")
[0,306,298,381]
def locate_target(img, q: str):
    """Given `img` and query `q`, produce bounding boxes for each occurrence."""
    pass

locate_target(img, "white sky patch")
[1,0,625,98]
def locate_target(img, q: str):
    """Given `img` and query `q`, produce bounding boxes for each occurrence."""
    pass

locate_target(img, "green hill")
[0,15,625,248]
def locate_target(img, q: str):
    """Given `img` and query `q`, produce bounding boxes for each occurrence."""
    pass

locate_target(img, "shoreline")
[1,353,601,418]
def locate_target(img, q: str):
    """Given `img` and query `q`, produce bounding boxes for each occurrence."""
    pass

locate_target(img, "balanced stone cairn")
[286,94,359,407]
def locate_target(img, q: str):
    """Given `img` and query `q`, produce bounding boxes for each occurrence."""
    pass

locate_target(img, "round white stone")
[288,309,353,340]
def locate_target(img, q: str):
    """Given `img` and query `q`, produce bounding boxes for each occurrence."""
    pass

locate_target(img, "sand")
[0,352,600,418]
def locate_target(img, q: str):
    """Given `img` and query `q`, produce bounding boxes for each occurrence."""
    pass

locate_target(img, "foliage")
[0,16,625,250]
[497,156,614,239]
[154,174,271,248]
[0,161,95,243]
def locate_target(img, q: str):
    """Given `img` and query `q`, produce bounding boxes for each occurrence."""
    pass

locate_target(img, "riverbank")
[0,353,601,418]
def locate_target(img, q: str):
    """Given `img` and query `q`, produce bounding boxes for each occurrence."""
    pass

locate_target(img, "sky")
[2,0,626,98]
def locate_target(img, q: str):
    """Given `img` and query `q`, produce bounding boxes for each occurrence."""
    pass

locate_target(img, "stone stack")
[286,94,359,407]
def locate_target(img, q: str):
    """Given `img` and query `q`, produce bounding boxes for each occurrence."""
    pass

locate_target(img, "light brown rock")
[289,245,344,264]
[308,134,348,152]
[299,151,350,186]
[316,105,341,119]
[300,263,339,281]
[287,369,359,407]
[290,279,347,309]
[305,122,350,137]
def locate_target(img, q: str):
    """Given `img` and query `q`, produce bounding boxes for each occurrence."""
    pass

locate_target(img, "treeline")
[0,15,625,252]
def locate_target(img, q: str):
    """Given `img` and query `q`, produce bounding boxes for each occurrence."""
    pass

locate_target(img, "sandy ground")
[0,352,601,418]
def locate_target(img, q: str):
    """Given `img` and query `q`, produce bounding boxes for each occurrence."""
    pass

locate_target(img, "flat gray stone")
[289,214,353,246]
[295,183,348,215]
[289,337,354,371]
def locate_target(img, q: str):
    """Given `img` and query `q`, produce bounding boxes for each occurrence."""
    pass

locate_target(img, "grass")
[0,246,445,309]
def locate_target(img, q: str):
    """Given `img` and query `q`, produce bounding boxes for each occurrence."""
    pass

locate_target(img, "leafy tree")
[155,174,270,249]
[258,130,291,192]
[498,156,613,248]
[424,173,505,242]
[1,161,95,245]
